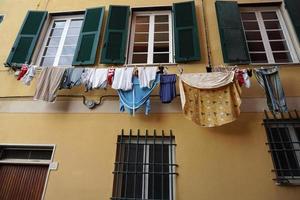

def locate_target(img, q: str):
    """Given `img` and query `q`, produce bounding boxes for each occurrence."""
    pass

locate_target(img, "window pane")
[70,19,83,27]
[267,30,285,40]
[245,31,262,40]
[61,46,76,55]
[155,15,168,23]
[247,42,265,52]
[240,12,256,20]
[1,150,30,159]
[264,20,281,30]
[154,33,169,42]
[270,41,289,51]
[155,23,169,32]
[136,16,149,23]
[154,43,169,52]
[273,52,292,63]
[135,24,149,32]
[46,37,61,46]
[40,57,55,66]
[49,28,64,37]
[148,144,170,199]
[43,47,58,56]
[64,36,79,45]
[243,22,259,30]
[261,12,278,20]
[67,27,81,36]
[134,33,148,42]
[29,150,52,160]
[133,44,148,52]
[250,53,268,63]
[52,20,66,28]
[154,53,169,63]
[132,54,147,63]
[58,56,73,65]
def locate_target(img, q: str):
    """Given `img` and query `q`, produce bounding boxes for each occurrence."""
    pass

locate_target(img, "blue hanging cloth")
[118,74,160,115]
[254,66,288,113]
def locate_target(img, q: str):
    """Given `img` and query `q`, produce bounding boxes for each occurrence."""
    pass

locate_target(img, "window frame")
[127,10,174,65]
[240,6,299,64]
[36,14,84,67]
[112,134,177,200]
[263,111,300,185]
[0,144,56,200]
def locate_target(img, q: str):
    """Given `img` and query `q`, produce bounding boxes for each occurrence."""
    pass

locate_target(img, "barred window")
[263,110,300,185]
[112,130,177,200]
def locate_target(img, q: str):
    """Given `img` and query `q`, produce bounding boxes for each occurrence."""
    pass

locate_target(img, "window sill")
[241,63,300,67]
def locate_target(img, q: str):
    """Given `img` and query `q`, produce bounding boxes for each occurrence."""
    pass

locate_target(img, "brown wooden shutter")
[0,164,48,200]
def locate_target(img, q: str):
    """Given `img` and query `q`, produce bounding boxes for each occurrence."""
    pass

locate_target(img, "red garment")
[236,71,245,86]
[107,68,115,85]
[17,64,28,80]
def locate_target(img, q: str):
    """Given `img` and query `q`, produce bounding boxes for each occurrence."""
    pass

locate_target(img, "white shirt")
[112,67,134,91]
[138,66,158,88]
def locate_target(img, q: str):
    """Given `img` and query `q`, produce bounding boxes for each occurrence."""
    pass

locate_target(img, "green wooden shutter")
[100,5,130,64]
[173,1,201,63]
[284,0,300,42]
[6,11,47,66]
[72,7,104,66]
[215,1,250,64]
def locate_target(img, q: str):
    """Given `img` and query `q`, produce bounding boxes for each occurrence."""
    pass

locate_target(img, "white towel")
[112,67,134,91]
[138,66,158,88]
[92,68,108,89]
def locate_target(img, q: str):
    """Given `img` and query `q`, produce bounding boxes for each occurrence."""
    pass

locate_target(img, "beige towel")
[34,67,66,102]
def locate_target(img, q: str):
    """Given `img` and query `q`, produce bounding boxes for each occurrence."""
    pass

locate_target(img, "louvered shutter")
[6,11,47,66]
[72,7,104,65]
[284,0,300,42]
[215,1,250,64]
[100,5,130,64]
[173,1,201,62]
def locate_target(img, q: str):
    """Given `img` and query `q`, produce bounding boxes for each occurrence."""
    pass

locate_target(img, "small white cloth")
[242,71,251,88]
[92,68,108,89]
[21,65,37,85]
[112,67,134,91]
[138,66,158,88]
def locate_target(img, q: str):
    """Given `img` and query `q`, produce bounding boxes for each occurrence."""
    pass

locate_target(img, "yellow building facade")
[0,0,300,200]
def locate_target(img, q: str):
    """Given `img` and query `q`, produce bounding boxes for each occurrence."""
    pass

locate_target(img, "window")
[37,15,84,67]
[128,11,173,64]
[112,130,176,200]
[240,7,299,64]
[263,111,300,185]
[0,145,54,199]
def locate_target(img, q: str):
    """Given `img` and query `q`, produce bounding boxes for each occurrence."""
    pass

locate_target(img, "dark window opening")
[263,110,300,185]
[112,130,177,200]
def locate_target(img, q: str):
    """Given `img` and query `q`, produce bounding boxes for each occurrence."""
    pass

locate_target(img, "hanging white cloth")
[112,67,134,91]
[92,68,108,89]
[138,66,158,88]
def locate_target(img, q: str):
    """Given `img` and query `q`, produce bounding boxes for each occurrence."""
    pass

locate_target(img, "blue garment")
[255,66,288,113]
[118,75,160,115]
[160,74,177,103]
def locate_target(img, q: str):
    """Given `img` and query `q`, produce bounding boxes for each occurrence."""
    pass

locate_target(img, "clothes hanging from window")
[138,66,158,88]
[34,67,66,102]
[254,66,288,113]
[92,68,108,89]
[17,64,28,80]
[242,70,251,88]
[160,74,177,103]
[21,65,37,86]
[112,67,134,91]
[61,67,84,89]
[107,68,115,85]
[118,75,160,115]
[179,72,241,127]
[80,68,94,91]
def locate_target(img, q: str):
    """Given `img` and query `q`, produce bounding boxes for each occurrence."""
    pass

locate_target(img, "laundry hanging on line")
[254,66,288,113]
[179,72,242,127]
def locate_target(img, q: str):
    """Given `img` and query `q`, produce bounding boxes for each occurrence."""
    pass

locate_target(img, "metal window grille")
[111,129,177,200]
[263,110,300,185]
